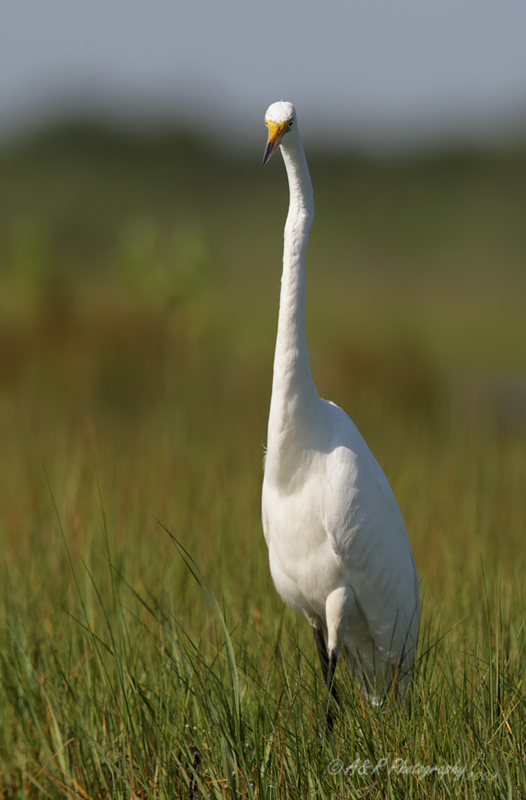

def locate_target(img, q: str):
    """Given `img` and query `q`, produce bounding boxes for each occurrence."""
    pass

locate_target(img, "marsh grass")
[1,125,526,797]
[1,476,525,798]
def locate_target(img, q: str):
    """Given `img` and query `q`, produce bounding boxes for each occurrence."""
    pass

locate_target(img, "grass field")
[0,125,526,797]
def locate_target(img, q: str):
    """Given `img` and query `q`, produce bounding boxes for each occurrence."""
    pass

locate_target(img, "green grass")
[0,124,526,797]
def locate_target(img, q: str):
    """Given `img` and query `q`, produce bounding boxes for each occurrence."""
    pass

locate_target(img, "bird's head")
[263,101,296,165]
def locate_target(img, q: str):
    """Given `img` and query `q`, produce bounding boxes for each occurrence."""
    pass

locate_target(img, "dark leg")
[326,650,338,700]
[313,626,329,681]
[189,745,200,799]
[313,627,339,731]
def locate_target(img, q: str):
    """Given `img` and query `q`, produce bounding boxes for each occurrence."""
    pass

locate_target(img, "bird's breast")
[262,476,342,617]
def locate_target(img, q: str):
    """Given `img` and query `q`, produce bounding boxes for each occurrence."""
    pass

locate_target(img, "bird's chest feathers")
[262,461,346,613]
[264,392,325,491]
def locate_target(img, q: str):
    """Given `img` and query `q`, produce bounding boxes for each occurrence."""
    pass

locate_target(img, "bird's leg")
[325,648,340,730]
[323,585,355,731]
[325,649,339,701]
[313,625,330,681]
[312,626,339,731]
[189,745,200,799]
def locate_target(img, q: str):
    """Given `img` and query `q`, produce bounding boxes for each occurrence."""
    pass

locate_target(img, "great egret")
[261,101,419,726]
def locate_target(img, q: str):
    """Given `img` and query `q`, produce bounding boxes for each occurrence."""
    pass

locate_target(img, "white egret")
[261,101,419,726]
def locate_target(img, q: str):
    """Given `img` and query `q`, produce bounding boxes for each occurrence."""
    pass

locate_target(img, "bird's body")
[261,101,419,711]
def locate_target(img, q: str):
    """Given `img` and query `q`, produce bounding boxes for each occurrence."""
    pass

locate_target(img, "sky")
[2,0,526,151]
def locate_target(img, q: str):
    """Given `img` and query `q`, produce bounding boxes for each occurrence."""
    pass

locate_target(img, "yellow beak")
[262,120,288,165]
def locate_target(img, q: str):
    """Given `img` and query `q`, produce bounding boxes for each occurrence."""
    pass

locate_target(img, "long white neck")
[265,126,318,485]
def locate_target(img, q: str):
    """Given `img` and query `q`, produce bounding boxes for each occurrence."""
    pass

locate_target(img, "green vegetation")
[0,123,525,797]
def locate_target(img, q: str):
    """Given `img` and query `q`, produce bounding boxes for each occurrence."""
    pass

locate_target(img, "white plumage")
[261,101,419,720]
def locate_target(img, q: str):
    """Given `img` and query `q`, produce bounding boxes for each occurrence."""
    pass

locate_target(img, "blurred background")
[1,0,526,585]
[2,9,526,791]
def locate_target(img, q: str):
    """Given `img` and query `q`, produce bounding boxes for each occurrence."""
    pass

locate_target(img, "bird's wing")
[320,403,419,658]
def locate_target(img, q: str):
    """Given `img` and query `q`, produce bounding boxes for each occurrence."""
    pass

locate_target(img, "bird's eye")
[288,120,294,127]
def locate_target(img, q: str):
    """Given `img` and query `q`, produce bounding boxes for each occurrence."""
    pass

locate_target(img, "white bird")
[261,101,419,726]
